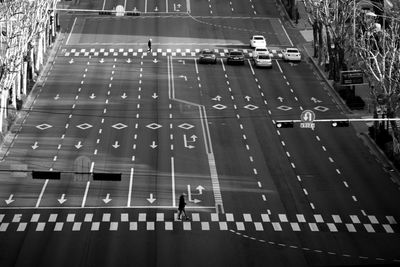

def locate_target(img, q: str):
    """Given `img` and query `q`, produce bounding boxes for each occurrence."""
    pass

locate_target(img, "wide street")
[0,0,400,266]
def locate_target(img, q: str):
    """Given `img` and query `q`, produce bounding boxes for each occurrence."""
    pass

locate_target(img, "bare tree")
[0,0,53,132]
[353,8,400,152]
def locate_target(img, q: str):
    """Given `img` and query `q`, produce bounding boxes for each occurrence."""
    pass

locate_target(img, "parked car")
[226,50,245,65]
[198,49,217,64]
[282,48,301,62]
[253,54,272,68]
[250,35,266,48]
[253,47,269,58]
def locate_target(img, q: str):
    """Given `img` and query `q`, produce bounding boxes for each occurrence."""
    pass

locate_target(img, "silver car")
[254,54,272,68]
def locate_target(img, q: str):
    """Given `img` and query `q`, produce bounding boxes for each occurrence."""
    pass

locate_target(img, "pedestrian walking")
[148,38,152,52]
[177,193,187,220]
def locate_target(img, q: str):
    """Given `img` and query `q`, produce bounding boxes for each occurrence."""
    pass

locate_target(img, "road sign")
[340,70,364,85]
[300,110,316,130]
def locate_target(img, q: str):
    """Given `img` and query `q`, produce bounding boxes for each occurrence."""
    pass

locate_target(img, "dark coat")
[178,195,186,210]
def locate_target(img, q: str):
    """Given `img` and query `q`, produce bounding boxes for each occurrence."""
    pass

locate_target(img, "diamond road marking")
[178,123,194,130]
[314,106,329,112]
[36,124,52,130]
[146,123,162,130]
[277,105,293,111]
[212,104,227,110]
[76,123,93,130]
[112,123,128,130]
[244,104,259,110]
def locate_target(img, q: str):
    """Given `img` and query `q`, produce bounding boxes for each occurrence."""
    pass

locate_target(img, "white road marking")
[66,17,77,45]
[171,157,176,207]
[35,183,47,206]
[127,168,134,207]
[81,181,90,208]
[279,19,294,46]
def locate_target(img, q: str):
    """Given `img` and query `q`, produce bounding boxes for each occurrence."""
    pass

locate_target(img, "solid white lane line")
[279,18,294,46]
[171,157,176,207]
[66,17,77,45]
[35,179,49,208]
[82,181,90,208]
[127,167,134,207]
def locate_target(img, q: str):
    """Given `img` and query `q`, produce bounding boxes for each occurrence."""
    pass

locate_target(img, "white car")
[282,48,301,62]
[250,35,266,48]
[253,54,272,68]
[253,47,269,58]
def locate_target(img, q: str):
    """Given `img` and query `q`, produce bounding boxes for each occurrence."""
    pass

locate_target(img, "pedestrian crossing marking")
[243,213,252,222]
[49,214,58,222]
[0,212,398,234]
[346,224,356,232]
[309,223,319,232]
[121,213,129,222]
[368,215,379,224]
[201,222,210,231]
[183,221,191,231]
[12,214,22,223]
[91,222,100,231]
[129,222,138,231]
[327,223,338,232]
[296,214,306,223]
[219,222,228,230]
[73,222,81,231]
[102,213,111,222]
[67,213,75,222]
[350,215,361,224]
[110,222,118,231]
[36,222,45,231]
[84,213,93,222]
[31,214,40,222]
[291,222,300,231]
[254,222,263,231]
[279,214,288,222]
[0,223,8,232]
[62,47,284,59]
[54,222,63,231]
[364,224,375,233]
[17,222,27,232]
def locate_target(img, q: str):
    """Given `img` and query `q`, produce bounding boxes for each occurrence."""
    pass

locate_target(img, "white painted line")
[262,194,266,201]
[81,181,90,208]
[248,59,255,75]
[257,181,262,188]
[127,167,134,207]
[66,17,77,45]
[276,60,283,73]
[279,18,294,46]
[171,157,176,207]
[35,179,49,208]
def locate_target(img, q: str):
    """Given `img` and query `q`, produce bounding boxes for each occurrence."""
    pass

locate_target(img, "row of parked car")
[198,35,302,67]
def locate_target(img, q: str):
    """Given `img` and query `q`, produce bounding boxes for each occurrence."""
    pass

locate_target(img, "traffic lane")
[77,16,279,47]
[317,124,400,217]
[0,220,307,267]
[203,61,283,213]
[252,60,304,121]
[222,61,315,215]
[0,178,45,208]
[170,61,216,208]
[279,127,361,215]
[102,0,125,10]
[276,60,344,118]
[145,0,167,13]
[38,179,90,207]
[229,0,257,15]
[251,0,281,17]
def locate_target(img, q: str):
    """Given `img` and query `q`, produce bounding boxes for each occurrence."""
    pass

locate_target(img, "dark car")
[198,49,217,64]
[226,50,245,65]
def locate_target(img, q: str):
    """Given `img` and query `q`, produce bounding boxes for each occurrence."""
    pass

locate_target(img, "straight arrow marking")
[147,193,156,203]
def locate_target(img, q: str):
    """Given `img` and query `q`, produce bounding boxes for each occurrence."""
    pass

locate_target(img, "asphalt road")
[0,0,400,266]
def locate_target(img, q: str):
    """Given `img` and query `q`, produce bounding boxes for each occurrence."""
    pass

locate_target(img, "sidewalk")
[283,0,400,182]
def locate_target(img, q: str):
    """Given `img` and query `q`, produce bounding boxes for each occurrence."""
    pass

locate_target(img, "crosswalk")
[62,47,284,58]
[0,212,397,233]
